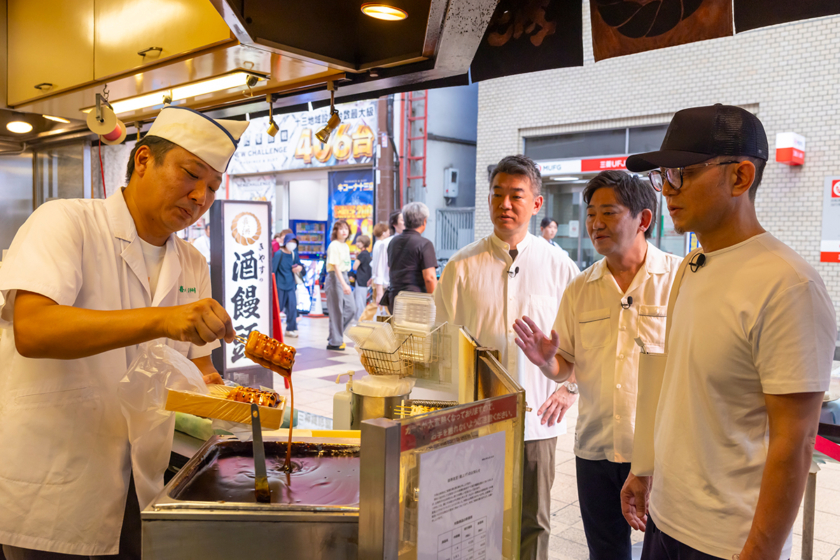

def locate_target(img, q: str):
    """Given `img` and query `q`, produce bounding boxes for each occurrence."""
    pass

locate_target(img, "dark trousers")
[641,516,725,560]
[2,475,141,560]
[576,457,633,560]
[521,438,556,560]
[277,286,298,331]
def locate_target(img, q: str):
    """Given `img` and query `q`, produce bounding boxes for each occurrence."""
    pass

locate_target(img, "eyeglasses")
[648,161,740,192]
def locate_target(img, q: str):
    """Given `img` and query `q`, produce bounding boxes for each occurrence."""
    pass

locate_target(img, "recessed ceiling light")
[44,115,71,124]
[361,3,408,21]
[7,121,32,134]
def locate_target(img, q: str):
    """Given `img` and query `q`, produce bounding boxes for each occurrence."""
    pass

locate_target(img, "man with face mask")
[0,106,247,559]
[435,155,580,560]
[272,232,304,337]
[515,171,681,560]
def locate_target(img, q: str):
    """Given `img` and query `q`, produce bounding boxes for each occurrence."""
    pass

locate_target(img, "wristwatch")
[562,381,579,394]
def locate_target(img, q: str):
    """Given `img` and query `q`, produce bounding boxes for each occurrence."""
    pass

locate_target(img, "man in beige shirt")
[515,170,681,559]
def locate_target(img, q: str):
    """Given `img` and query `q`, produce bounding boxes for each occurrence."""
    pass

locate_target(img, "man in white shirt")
[0,107,247,559]
[435,155,580,560]
[620,104,836,560]
[192,223,212,264]
[515,170,681,559]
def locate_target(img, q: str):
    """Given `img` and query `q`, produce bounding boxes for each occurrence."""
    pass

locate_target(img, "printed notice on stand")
[417,431,505,560]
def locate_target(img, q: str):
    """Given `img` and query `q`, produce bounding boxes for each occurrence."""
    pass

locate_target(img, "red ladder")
[401,90,428,201]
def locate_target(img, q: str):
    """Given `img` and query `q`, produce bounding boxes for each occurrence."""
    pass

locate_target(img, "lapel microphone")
[689,253,707,273]
[621,296,633,309]
[508,266,520,278]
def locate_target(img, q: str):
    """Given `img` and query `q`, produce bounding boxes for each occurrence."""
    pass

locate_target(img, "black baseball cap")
[625,104,768,172]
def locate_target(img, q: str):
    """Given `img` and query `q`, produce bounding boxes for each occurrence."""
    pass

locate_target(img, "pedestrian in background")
[385,202,437,314]
[540,216,569,257]
[353,235,372,321]
[272,232,303,338]
[325,220,355,350]
[370,222,390,312]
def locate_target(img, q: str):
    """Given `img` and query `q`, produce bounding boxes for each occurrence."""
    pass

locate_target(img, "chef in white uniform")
[0,106,249,559]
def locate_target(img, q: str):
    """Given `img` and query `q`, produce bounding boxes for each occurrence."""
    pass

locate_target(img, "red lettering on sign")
[581,157,627,172]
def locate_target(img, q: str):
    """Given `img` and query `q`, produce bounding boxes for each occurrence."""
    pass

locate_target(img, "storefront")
[527,124,686,270]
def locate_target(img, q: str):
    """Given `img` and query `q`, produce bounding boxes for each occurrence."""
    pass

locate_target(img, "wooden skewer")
[235,335,248,344]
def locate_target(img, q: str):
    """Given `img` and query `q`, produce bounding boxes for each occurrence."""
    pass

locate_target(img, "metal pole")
[359,417,401,559]
[802,471,817,560]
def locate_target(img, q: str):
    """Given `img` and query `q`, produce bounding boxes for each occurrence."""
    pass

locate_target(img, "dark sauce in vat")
[178,451,360,506]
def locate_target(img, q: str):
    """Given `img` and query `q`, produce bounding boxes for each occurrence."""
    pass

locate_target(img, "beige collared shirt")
[435,232,580,441]
[554,243,681,462]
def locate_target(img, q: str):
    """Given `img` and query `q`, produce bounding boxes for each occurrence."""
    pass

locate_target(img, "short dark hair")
[490,155,542,196]
[583,171,657,239]
[540,217,557,229]
[124,136,178,184]
[356,235,371,249]
[742,156,766,200]
[388,211,402,235]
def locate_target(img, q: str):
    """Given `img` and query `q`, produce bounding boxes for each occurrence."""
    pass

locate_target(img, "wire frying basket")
[359,333,419,378]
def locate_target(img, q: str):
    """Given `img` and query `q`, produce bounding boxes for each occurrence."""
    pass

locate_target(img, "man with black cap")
[619,105,836,560]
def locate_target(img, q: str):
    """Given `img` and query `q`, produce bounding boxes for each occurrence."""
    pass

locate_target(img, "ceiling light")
[81,73,264,116]
[316,82,341,143]
[173,72,257,101]
[7,121,32,134]
[361,3,408,20]
[44,115,71,124]
[551,176,580,182]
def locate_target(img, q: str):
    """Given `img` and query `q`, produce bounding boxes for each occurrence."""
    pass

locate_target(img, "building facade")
[475,1,840,316]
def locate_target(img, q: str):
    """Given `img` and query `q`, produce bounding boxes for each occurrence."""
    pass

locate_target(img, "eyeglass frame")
[648,160,741,192]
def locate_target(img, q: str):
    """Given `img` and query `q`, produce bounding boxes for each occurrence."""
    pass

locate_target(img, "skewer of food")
[226,386,281,408]
[235,331,296,377]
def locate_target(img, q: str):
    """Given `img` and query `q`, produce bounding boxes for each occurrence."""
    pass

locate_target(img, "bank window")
[524,129,626,161]
[628,125,668,154]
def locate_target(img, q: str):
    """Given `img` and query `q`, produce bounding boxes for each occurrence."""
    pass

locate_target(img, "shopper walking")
[325,220,356,350]
[370,222,390,312]
[373,212,404,309]
[435,155,579,560]
[620,105,836,560]
[352,235,372,321]
[272,232,303,338]
[514,171,681,560]
[385,202,437,314]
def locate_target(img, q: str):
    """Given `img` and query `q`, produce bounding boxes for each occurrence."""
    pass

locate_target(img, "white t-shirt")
[435,232,580,441]
[651,233,837,559]
[326,240,351,273]
[554,243,681,462]
[138,237,166,299]
[371,235,393,285]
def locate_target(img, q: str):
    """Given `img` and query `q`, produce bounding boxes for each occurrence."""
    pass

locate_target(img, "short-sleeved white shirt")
[434,232,580,441]
[326,240,351,273]
[554,243,681,462]
[371,236,392,286]
[651,233,837,559]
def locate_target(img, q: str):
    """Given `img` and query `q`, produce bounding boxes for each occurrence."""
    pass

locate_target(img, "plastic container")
[392,292,436,333]
[332,372,354,430]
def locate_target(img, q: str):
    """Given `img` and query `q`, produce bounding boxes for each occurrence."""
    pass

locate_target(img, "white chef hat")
[147,106,249,173]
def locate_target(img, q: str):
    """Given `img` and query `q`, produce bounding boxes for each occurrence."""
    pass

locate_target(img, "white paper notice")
[417,431,506,560]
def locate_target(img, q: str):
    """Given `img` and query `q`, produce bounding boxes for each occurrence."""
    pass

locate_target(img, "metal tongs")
[250,404,271,503]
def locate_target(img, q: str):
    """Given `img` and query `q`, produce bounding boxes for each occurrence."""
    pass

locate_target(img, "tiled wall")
[475,3,840,315]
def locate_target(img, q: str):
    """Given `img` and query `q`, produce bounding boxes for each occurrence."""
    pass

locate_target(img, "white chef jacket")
[371,235,393,286]
[0,188,218,556]
[553,243,681,463]
[435,232,580,441]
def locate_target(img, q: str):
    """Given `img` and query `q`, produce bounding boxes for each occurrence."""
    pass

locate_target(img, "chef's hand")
[621,473,652,532]
[164,298,235,345]
[203,372,224,385]
[537,386,577,426]
[513,316,560,368]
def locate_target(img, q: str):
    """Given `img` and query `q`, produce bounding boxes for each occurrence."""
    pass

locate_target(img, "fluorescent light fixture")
[550,176,580,181]
[83,72,263,116]
[6,121,32,134]
[110,91,171,115]
[44,115,71,124]
[172,72,255,100]
[308,101,314,112]
[361,3,408,20]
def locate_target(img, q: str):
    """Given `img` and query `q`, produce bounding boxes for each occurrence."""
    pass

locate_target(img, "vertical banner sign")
[328,169,375,248]
[221,201,272,374]
[821,177,840,263]
[417,431,506,560]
